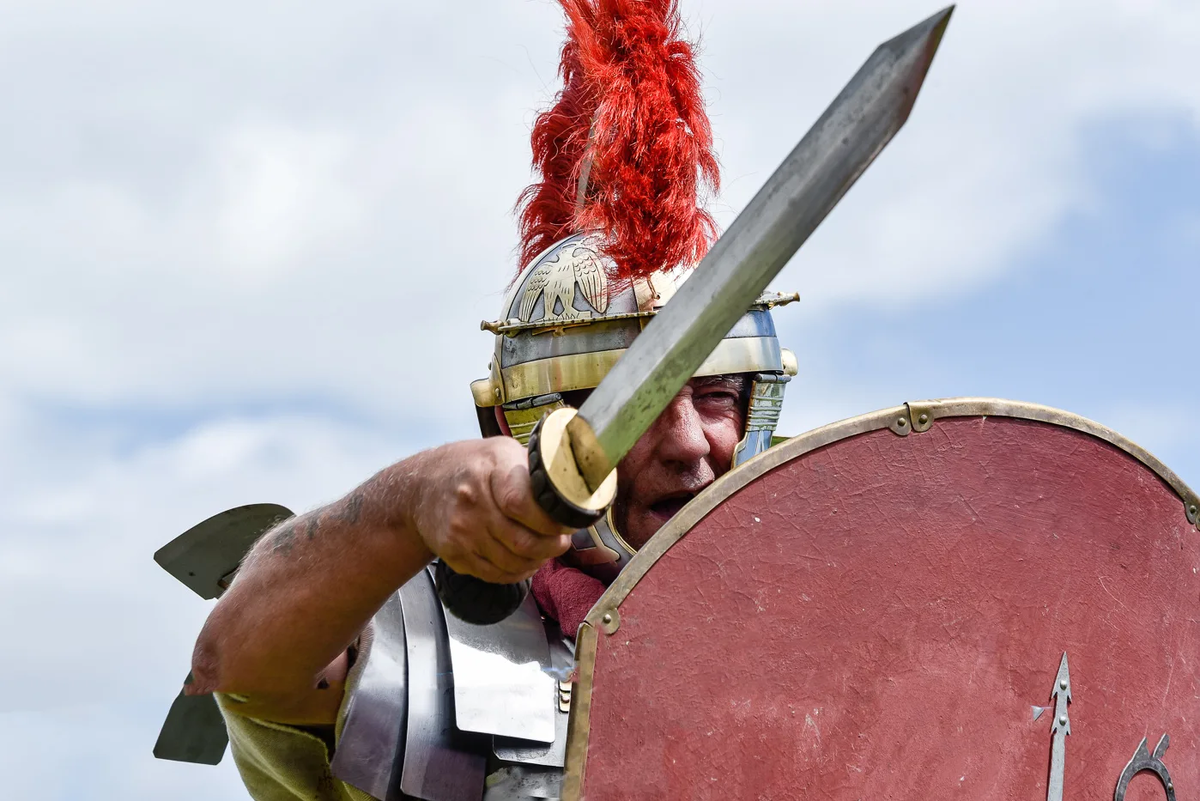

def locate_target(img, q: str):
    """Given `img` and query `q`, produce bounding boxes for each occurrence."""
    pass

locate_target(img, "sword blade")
[570,7,954,487]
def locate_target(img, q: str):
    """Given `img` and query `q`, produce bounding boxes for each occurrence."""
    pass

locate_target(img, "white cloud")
[0,0,1195,421]
[0,410,412,794]
[0,412,407,709]
[210,123,365,279]
[694,0,1200,315]
[0,706,251,800]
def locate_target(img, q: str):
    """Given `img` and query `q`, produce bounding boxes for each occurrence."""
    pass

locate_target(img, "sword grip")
[435,409,616,625]
[434,559,532,626]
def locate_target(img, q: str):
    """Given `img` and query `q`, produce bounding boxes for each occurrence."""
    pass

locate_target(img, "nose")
[652,393,711,466]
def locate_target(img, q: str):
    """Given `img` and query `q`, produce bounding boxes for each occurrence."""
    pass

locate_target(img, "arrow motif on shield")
[1040,653,1072,801]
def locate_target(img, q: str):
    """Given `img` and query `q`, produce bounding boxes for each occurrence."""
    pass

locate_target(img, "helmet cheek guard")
[470,233,798,579]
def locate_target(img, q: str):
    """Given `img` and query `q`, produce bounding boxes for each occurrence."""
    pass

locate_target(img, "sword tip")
[889,5,955,49]
[922,6,956,32]
[876,5,956,128]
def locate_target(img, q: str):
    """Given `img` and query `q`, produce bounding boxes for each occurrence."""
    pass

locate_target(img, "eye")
[695,388,741,409]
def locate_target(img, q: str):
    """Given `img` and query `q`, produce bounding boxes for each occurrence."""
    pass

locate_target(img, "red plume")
[516,0,719,280]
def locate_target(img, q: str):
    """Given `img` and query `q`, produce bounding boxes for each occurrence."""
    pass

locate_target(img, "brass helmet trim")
[476,335,784,408]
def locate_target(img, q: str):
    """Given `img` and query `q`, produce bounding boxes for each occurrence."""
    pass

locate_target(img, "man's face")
[611,375,748,550]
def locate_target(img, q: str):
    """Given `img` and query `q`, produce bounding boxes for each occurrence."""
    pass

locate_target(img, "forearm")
[190,459,433,697]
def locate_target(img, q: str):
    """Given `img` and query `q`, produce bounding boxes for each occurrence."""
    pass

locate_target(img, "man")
[187,1,795,798]
[189,369,760,709]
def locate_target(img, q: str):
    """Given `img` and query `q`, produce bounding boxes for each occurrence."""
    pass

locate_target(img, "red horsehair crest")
[516,0,718,283]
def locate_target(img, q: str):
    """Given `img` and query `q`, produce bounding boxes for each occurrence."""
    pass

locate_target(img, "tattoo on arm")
[269,518,301,556]
[265,490,367,556]
[336,491,365,525]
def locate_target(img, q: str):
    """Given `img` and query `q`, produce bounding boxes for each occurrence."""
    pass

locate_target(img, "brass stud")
[918,413,929,425]
[897,417,908,428]
[1059,679,1067,691]
[1058,715,1068,726]
[599,609,620,634]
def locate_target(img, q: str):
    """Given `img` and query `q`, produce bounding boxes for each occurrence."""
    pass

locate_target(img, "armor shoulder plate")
[334,569,571,800]
[330,591,409,800]
[335,568,489,801]
[443,590,556,742]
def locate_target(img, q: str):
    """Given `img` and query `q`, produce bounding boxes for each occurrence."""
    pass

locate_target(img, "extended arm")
[188,437,572,724]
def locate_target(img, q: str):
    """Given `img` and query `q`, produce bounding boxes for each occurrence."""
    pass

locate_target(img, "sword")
[438,6,955,624]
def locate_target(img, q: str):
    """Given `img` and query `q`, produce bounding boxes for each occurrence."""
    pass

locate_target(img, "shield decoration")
[562,398,1200,800]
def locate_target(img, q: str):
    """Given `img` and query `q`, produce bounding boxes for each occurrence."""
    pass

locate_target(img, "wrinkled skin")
[610,375,747,550]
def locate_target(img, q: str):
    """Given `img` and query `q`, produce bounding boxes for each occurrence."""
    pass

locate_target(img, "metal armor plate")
[334,568,571,801]
[564,399,1200,800]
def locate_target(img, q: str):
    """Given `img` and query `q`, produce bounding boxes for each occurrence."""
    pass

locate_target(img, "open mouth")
[648,492,697,519]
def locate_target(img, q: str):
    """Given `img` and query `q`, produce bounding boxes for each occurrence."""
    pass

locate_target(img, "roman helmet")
[469,0,797,582]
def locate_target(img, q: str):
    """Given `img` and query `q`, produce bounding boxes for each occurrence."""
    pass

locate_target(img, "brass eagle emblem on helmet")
[518,241,609,323]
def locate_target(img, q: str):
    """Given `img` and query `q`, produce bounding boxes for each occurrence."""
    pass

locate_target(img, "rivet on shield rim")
[600,610,620,634]
[908,403,936,433]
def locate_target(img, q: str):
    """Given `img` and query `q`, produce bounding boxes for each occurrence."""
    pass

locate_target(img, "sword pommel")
[533,408,618,521]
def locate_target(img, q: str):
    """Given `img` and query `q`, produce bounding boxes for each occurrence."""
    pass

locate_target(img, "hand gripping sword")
[438,6,955,624]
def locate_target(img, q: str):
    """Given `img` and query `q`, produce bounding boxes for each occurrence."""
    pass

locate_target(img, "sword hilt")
[436,408,618,625]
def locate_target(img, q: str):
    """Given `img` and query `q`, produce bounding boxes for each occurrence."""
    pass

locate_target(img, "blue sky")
[0,1,1197,798]
[781,113,1200,490]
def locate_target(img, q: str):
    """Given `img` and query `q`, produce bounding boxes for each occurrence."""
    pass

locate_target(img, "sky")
[0,0,1197,797]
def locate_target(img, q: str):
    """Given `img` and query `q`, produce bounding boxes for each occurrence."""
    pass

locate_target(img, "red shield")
[563,399,1200,800]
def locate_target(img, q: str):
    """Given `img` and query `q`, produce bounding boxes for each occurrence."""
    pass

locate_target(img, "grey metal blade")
[152,673,229,765]
[571,7,953,485]
[154,503,294,599]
